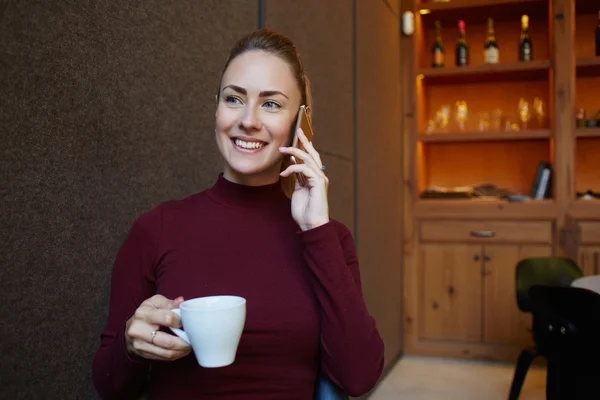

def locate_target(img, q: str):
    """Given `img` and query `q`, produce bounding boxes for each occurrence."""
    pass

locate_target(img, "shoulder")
[131,191,209,235]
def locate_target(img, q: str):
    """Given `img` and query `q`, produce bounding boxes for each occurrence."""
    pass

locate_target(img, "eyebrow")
[222,84,289,100]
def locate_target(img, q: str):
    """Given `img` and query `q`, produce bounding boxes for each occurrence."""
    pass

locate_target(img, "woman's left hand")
[279,128,330,231]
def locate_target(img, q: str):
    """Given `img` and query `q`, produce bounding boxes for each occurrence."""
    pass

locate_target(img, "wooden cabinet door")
[578,247,600,276]
[420,244,483,342]
[482,244,552,346]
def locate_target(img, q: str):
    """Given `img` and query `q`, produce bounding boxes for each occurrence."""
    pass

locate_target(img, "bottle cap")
[458,20,465,32]
[521,15,529,29]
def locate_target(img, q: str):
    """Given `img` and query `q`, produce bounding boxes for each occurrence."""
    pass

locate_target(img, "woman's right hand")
[125,295,192,361]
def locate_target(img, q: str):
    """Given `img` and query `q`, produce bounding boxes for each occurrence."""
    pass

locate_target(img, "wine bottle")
[596,11,600,56]
[484,18,499,64]
[456,20,469,66]
[519,15,533,62]
[432,21,445,68]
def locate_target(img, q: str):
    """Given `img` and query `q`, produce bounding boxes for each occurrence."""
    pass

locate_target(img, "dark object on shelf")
[508,257,585,400]
[585,119,598,128]
[576,190,600,200]
[530,161,552,200]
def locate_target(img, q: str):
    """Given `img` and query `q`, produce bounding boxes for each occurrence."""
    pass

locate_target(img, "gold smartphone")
[289,105,315,186]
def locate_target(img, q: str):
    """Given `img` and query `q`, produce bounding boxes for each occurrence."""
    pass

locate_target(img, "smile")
[232,138,267,152]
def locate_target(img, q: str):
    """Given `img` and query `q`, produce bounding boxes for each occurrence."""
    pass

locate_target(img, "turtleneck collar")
[206,173,289,210]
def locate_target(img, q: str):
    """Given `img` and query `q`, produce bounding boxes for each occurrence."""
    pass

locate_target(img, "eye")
[225,95,242,105]
[263,100,281,110]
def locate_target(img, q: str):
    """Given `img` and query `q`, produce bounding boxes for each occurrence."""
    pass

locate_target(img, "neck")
[223,165,282,187]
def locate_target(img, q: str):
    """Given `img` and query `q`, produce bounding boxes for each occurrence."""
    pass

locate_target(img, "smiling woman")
[92,29,384,400]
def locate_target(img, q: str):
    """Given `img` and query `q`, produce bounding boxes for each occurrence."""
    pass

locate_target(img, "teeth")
[235,139,264,150]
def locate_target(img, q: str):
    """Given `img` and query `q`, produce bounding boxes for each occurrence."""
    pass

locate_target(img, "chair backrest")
[515,257,583,312]
[528,285,600,361]
[137,371,348,400]
[313,372,348,400]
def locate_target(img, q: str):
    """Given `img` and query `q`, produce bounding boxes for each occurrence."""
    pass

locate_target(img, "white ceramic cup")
[169,295,246,368]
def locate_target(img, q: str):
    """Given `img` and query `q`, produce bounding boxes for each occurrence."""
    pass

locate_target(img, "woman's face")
[215,50,302,186]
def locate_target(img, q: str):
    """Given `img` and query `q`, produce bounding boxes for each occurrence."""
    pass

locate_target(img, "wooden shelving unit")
[401,0,600,363]
[576,128,600,138]
[576,56,600,77]
[417,60,551,84]
[418,129,551,143]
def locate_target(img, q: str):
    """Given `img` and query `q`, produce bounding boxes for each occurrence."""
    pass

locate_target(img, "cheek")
[265,115,295,143]
[215,107,237,133]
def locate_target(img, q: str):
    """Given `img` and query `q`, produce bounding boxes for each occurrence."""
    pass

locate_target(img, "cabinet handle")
[473,254,480,261]
[470,230,495,238]
[484,255,491,262]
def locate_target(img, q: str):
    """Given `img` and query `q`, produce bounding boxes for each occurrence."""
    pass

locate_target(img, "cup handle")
[168,308,190,344]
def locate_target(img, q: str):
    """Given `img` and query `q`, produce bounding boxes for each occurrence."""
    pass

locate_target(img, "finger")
[134,338,192,361]
[297,128,323,168]
[279,146,322,174]
[134,307,183,328]
[152,331,192,352]
[280,163,323,182]
[142,294,184,310]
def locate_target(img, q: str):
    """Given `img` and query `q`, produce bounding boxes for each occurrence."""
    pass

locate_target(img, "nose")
[239,106,262,131]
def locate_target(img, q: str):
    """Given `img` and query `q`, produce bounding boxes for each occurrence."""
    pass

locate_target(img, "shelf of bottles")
[415,0,554,200]
[417,10,551,140]
[575,3,600,201]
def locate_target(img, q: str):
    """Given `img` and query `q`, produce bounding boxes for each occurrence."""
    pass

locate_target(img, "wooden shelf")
[576,128,600,138]
[417,60,551,84]
[569,200,600,219]
[418,130,551,143]
[417,0,547,24]
[414,199,558,219]
[576,57,600,78]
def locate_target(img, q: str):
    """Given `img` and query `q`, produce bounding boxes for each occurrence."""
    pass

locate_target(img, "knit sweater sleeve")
[92,207,162,399]
[298,220,385,397]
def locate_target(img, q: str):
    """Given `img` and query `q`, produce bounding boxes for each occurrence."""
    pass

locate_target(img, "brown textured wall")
[264,0,356,234]
[356,0,404,367]
[0,1,257,398]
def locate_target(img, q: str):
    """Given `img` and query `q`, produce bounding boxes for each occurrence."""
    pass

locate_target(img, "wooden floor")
[370,356,546,399]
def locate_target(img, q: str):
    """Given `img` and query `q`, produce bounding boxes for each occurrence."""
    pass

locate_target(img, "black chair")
[138,371,348,400]
[508,257,583,400]
[527,285,600,400]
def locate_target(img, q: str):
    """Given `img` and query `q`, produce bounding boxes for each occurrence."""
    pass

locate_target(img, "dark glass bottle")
[596,11,600,56]
[519,15,533,62]
[456,20,469,66]
[432,21,445,68]
[484,18,499,64]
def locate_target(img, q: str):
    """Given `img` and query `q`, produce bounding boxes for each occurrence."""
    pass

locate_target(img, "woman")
[92,29,384,399]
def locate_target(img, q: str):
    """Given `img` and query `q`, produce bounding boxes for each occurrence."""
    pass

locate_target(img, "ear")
[305,106,312,118]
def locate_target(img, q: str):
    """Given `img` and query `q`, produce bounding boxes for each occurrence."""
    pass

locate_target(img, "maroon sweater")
[92,174,384,399]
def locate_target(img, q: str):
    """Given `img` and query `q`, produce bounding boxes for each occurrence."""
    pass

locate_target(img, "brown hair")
[218,29,313,198]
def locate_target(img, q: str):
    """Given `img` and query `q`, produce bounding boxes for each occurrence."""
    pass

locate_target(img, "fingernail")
[176,296,184,302]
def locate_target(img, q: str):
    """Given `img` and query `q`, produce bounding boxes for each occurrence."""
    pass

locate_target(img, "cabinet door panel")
[420,244,483,342]
[578,247,600,276]
[483,244,552,346]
